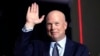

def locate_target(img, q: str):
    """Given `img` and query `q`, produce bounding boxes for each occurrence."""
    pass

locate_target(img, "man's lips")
[51,32,58,35]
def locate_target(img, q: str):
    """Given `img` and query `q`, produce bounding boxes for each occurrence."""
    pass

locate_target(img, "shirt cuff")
[22,26,33,32]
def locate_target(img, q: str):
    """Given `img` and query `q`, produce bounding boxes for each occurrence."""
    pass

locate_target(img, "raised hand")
[25,2,45,28]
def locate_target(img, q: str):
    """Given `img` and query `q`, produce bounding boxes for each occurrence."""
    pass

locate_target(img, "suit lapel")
[43,41,50,56]
[63,38,75,56]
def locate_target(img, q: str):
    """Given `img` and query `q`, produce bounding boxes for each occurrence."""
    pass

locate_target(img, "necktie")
[52,43,59,56]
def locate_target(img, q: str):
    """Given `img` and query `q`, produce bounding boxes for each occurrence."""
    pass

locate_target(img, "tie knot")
[54,43,61,48]
[54,43,58,46]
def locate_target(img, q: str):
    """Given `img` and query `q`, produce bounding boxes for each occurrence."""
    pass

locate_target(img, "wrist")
[25,22,35,30]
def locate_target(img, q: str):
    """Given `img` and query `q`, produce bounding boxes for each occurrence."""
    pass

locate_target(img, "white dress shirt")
[22,26,33,32]
[50,36,66,56]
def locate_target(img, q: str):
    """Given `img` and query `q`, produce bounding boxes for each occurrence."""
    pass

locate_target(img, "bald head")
[46,10,66,22]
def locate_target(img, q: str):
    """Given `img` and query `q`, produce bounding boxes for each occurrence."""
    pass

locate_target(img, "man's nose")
[51,24,55,30]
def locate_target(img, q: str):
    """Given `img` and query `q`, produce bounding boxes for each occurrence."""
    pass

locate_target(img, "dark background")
[0,0,100,56]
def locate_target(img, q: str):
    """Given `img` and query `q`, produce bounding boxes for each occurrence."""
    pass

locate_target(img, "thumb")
[39,15,45,23]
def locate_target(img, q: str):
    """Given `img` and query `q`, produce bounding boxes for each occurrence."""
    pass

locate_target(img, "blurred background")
[0,0,100,56]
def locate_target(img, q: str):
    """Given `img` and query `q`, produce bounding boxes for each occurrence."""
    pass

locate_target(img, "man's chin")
[51,36,59,41]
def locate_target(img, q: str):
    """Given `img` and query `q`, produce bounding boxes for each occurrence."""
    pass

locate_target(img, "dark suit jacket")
[14,31,89,56]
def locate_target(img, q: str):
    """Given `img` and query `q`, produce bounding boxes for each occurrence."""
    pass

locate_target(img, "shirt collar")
[50,36,67,48]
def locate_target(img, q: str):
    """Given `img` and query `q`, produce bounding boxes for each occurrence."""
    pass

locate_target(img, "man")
[14,2,89,56]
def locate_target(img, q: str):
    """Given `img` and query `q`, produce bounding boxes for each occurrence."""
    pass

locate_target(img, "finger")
[33,2,37,12]
[39,15,45,23]
[31,2,35,12]
[27,6,31,14]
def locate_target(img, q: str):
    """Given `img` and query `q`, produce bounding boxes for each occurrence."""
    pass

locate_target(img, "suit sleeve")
[81,46,90,56]
[76,44,90,56]
[14,31,33,56]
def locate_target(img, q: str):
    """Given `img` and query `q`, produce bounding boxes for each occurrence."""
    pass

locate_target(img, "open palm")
[26,2,45,26]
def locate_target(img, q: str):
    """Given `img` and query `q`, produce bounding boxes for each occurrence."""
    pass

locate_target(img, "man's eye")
[55,23,59,25]
[47,23,51,26]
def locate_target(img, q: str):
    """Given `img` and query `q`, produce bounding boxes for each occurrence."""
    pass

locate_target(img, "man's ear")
[65,21,68,30]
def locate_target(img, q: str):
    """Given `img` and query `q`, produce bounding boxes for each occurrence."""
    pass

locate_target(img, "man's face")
[46,12,67,41]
